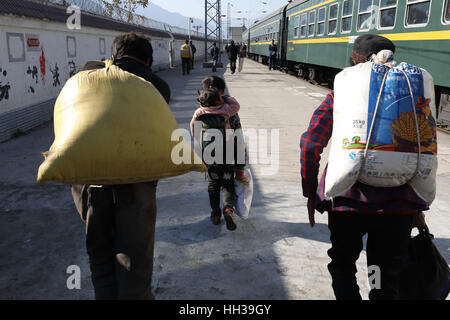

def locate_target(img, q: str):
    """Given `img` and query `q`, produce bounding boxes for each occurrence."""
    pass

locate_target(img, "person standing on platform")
[226,40,239,74]
[180,40,192,75]
[238,42,247,73]
[210,42,220,73]
[268,40,277,71]
[189,40,197,70]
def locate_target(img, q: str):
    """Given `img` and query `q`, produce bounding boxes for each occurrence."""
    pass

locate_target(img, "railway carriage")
[247,8,284,64]
[247,0,450,110]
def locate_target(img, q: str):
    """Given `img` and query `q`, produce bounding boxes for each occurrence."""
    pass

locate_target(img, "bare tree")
[101,0,150,23]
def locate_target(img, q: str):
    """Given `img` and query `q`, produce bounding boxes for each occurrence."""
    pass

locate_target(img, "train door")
[280,5,289,70]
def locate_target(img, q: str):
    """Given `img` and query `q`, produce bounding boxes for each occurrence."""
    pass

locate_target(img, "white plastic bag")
[234,168,253,219]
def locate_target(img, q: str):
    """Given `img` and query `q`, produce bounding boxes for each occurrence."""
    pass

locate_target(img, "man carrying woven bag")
[300,34,437,300]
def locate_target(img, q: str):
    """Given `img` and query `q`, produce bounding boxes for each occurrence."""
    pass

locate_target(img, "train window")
[294,16,300,38]
[379,0,397,29]
[341,0,354,33]
[445,0,450,23]
[308,10,316,36]
[406,0,431,26]
[318,7,326,35]
[300,13,308,37]
[357,0,373,31]
[328,3,339,34]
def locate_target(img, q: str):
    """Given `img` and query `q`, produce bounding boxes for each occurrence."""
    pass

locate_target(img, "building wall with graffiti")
[0,5,209,142]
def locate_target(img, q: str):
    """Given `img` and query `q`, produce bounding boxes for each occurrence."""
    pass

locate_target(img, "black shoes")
[211,208,237,231]
[223,208,237,231]
[210,211,221,225]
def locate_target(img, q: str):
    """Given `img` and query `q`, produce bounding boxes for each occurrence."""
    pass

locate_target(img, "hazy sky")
[144,0,292,25]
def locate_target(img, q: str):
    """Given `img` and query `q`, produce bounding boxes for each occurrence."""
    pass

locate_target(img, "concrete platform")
[203,60,224,68]
[0,57,449,300]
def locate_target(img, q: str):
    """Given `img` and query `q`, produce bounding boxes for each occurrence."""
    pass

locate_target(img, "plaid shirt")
[300,91,427,214]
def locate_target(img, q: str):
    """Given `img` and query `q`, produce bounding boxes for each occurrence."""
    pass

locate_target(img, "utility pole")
[227,2,233,41]
[188,18,193,41]
[204,0,223,64]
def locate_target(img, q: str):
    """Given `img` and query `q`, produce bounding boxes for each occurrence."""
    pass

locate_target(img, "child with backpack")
[201,76,249,185]
[190,85,241,230]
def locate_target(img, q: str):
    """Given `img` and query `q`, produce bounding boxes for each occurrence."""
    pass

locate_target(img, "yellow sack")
[37,62,205,185]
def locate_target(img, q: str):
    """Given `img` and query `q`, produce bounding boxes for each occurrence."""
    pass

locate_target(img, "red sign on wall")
[27,38,40,47]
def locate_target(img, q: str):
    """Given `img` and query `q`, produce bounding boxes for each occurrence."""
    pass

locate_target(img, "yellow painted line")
[289,36,349,44]
[381,30,450,41]
[250,41,278,46]
[287,30,450,44]
[289,0,337,18]
[252,19,280,32]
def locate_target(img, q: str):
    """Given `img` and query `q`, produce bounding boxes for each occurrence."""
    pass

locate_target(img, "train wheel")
[308,68,318,84]
[296,66,305,79]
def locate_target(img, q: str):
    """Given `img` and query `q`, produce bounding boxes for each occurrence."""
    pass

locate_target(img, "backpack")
[181,44,191,58]
[197,113,233,168]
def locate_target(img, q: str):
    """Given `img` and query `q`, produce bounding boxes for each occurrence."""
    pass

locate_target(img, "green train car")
[246,0,450,106]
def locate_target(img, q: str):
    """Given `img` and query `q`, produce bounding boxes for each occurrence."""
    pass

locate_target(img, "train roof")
[249,0,313,30]
[250,7,285,30]
[287,0,311,11]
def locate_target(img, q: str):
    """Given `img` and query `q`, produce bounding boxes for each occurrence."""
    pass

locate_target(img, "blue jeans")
[212,59,218,72]
[269,55,275,70]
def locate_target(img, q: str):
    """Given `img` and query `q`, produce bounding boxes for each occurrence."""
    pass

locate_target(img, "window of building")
[328,3,339,34]
[357,0,373,31]
[379,0,397,28]
[308,10,316,36]
[406,0,431,26]
[318,7,326,35]
[341,0,354,32]
[444,0,450,23]
[300,13,308,37]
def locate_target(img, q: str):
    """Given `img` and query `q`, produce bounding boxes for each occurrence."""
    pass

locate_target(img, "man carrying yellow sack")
[71,33,171,300]
[180,39,192,76]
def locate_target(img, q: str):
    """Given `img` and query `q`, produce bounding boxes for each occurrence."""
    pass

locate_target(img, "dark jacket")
[239,45,247,58]
[226,43,239,60]
[81,57,171,103]
[269,44,277,57]
[210,46,220,60]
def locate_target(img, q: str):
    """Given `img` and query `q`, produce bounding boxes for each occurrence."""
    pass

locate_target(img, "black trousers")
[207,166,235,215]
[269,55,276,70]
[327,211,414,300]
[182,58,191,75]
[71,182,158,300]
[230,58,237,73]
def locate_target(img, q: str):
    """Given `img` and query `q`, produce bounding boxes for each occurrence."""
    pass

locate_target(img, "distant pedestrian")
[238,42,247,73]
[210,42,220,73]
[268,40,277,71]
[226,40,239,74]
[190,41,197,69]
[180,40,191,75]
